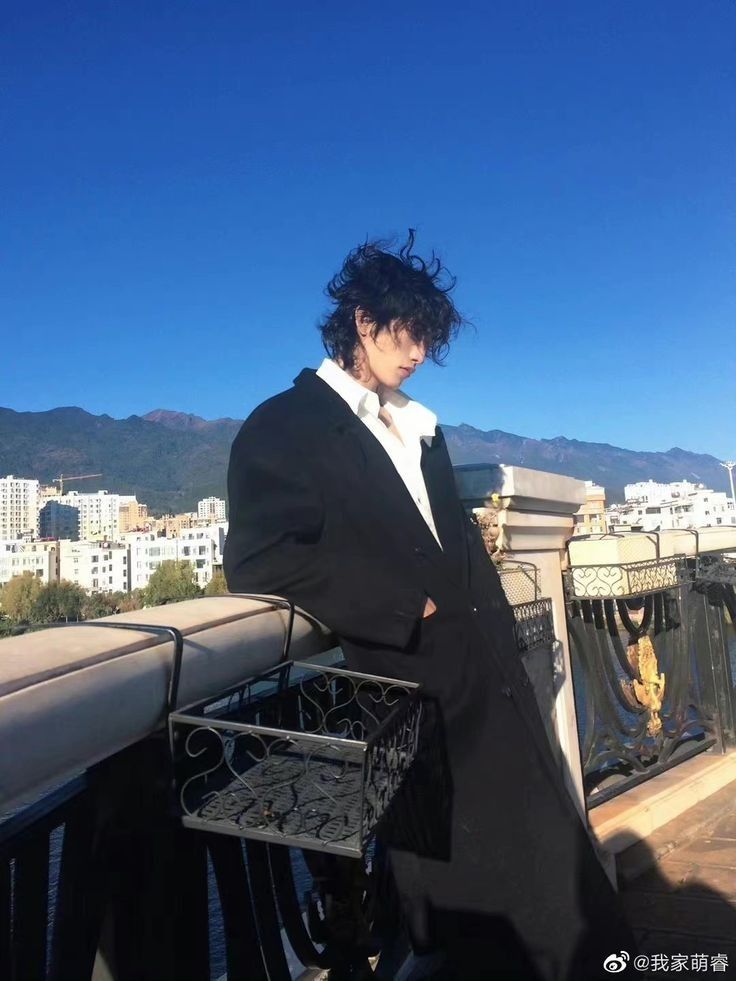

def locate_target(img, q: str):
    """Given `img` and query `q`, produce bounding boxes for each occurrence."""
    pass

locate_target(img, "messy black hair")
[319,229,464,371]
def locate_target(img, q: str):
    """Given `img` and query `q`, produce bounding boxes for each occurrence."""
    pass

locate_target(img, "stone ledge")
[589,751,736,867]
[617,778,736,886]
[454,464,586,514]
[0,596,332,812]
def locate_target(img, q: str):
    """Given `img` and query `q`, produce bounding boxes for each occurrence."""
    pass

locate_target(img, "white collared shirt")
[316,358,442,547]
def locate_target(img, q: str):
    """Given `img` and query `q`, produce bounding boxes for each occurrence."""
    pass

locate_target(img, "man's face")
[354,312,427,391]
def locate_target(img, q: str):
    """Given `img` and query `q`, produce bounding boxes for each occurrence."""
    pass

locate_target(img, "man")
[224,234,636,980]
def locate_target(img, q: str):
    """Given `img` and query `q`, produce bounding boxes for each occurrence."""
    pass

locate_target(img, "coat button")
[472,606,478,613]
[501,684,513,698]
[414,546,425,557]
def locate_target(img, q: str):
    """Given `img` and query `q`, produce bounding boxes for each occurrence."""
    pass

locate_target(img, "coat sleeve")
[223,417,427,650]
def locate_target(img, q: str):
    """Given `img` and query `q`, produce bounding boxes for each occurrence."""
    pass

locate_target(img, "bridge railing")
[2,597,395,981]
[454,464,736,816]
[0,581,561,980]
[563,531,736,806]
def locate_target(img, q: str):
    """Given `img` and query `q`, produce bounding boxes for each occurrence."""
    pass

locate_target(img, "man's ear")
[354,307,374,338]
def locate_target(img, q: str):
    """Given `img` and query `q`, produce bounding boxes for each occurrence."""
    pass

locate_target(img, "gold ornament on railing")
[625,636,666,737]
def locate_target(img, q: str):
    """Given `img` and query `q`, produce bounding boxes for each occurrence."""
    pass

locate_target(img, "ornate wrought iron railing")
[0,734,409,981]
[695,552,736,751]
[564,556,736,807]
[0,597,556,981]
[566,556,690,601]
[513,598,555,653]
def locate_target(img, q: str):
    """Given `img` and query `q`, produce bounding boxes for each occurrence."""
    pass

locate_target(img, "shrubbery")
[0,561,226,637]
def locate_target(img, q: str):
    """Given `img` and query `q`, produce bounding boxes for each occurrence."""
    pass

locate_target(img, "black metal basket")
[168,652,422,857]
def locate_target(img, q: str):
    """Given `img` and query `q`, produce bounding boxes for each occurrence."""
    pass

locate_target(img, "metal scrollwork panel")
[564,558,690,601]
[513,599,555,653]
[567,582,716,806]
[171,664,422,857]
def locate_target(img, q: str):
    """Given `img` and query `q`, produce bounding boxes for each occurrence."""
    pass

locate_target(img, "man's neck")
[335,359,396,404]
[336,358,379,394]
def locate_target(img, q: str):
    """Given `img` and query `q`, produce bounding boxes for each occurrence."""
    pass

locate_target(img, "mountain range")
[0,406,728,515]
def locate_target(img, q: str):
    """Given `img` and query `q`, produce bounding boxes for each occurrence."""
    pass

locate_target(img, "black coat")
[224,368,636,980]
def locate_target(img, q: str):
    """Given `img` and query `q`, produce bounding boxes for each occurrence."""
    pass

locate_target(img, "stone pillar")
[454,465,588,818]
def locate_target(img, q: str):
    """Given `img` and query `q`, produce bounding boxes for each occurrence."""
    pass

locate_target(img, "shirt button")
[472,606,478,613]
[501,685,513,698]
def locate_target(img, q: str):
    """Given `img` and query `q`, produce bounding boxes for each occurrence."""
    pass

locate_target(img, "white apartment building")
[181,523,227,563]
[624,480,703,506]
[0,539,59,587]
[59,540,129,593]
[124,523,227,591]
[197,497,227,522]
[659,489,736,529]
[44,490,138,542]
[607,483,736,532]
[0,476,40,540]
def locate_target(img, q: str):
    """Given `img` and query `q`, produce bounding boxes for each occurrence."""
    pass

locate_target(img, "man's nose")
[410,343,427,365]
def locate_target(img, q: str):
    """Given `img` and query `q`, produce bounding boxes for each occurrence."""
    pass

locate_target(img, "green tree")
[81,591,121,620]
[143,560,201,607]
[32,580,86,623]
[0,573,44,623]
[203,570,228,596]
[117,589,145,612]
[0,618,16,638]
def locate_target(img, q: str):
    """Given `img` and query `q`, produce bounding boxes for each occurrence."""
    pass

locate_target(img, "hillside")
[0,406,727,514]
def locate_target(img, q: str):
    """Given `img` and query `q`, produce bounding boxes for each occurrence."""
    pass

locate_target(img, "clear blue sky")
[2,1,734,457]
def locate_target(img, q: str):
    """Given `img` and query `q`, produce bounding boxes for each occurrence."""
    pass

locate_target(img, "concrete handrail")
[567,526,736,565]
[0,596,333,813]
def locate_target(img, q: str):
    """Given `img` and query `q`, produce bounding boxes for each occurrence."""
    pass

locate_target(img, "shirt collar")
[316,357,380,418]
[316,358,437,440]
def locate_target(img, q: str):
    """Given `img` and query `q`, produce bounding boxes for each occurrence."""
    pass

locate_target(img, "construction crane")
[54,473,103,495]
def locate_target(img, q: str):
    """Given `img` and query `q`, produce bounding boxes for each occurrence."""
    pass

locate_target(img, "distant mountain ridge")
[142,409,242,432]
[443,424,727,496]
[0,405,728,514]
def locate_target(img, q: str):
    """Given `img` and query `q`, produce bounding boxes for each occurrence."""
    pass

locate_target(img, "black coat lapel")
[293,369,464,585]
[421,429,468,588]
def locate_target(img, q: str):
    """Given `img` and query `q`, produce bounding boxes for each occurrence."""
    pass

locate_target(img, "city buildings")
[4,461,736,602]
[59,541,129,593]
[39,500,81,541]
[124,527,223,591]
[197,497,227,522]
[1,472,230,596]
[573,482,607,536]
[43,490,140,542]
[606,480,736,532]
[147,512,197,537]
[119,500,150,534]
[0,476,40,540]
[624,480,703,506]
[0,540,59,587]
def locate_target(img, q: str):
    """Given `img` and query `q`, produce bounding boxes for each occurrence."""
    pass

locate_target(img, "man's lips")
[399,367,413,377]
